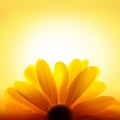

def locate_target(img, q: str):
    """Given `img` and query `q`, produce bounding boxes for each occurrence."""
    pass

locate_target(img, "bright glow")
[15,17,111,72]
[0,0,120,113]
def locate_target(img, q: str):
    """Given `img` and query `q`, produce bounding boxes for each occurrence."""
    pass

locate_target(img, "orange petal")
[14,81,51,112]
[73,96,115,116]
[36,59,57,105]
[6,101,31,114]
[65,66,99,106]
[6,87,44,114]
[81,60,89,70]
[24,65,40,89]
[77,81,106,103]
[96,109,119,119]
[54,62,69,104]
[68,59,82,87]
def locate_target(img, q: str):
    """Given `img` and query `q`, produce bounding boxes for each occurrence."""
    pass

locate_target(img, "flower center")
[47,105,73,120]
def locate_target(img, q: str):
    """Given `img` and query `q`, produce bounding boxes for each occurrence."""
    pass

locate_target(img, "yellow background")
[0,0,120,113]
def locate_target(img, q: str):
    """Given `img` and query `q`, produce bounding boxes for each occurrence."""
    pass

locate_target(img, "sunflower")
[6,59,119,120]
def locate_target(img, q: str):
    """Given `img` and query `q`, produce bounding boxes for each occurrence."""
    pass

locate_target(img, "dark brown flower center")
[47,105,73,120]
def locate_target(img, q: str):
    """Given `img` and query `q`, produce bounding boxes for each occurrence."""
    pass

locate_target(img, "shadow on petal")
[0,113,46,120]
[76,115,101,120]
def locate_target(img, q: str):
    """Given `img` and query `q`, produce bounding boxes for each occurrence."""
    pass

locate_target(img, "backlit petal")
[36,59,57,105]
[79,81,106,101]
[68,59,82,87]
[24,65,40,89]
[65,66,99,106]
[54,62,69,104]
[73,96,115,116]
[7,87,44,114]
[72,81,106,107]
[6,101,31,114]
[96,109,119,119]
[81,60,89,70]
[14,81,51,112]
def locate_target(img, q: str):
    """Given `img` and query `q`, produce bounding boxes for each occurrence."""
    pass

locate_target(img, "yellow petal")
[68,59,82,87]
[24,65,40,89]
[75,81,106,104]
[65,66,99,106]
[81,60,89,71]
[6,87,45,114]
[80,81,106,100]
[73,96,115,115]
[36,59,57,105]
[14,81,51,112]
[54,62,69,104]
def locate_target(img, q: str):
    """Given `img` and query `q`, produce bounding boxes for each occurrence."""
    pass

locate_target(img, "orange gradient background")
[0,0,120,114]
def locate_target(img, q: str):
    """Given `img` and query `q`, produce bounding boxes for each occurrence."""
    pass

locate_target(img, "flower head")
[6,59,119,119]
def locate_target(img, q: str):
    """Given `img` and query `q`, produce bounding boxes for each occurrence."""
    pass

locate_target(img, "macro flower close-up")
[6,59,119,120]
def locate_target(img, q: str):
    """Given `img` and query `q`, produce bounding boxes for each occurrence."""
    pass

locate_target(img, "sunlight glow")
[1,0,120,113]
[16,17,111,72]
